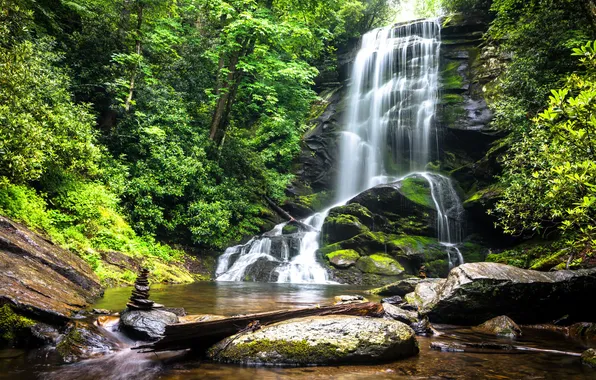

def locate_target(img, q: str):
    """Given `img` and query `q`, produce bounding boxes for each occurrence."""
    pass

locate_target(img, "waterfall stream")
[216,18,466,284]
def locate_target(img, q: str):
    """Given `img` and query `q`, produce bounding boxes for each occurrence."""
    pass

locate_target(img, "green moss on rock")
[326,249,360,268]
[400,177,434,209]
[356,254,404,276]
[0,304,35,346]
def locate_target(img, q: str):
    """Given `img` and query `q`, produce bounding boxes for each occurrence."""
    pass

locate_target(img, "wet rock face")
[473,316,522,338]
[0,216,102,324]
[119,309,178,341]
[56,321,119,363]
[208,315,419,366]
[409,262,596,325]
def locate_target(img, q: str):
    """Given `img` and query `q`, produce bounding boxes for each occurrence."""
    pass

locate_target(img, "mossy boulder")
[319,231,389,256]
[368,278,442,297]
[581,348,596,368]
[355,254,404,276]
[473,315,522,338]
[322,213,369,244]
[208,315,419,366]
[326,249,360,269]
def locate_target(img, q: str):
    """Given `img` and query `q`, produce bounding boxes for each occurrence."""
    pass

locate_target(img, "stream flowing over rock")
[0,216,102,323]
[407,262,596,324]
[208,315,419,366]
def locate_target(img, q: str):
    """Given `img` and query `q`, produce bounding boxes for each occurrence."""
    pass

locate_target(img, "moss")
[581,348,596,368]
[441,93,464,105]
[56,327,84,359]
[463,185,503,205]
[282,224,300,235]
[214,338,340,365]
[461,242,487,263]
[486,239,572,270]
[326,249,360,261]
[356,254,404,276]
[441,61,464,90]
[400,177,434,209]
[294,191,333,212]
[391,235,438,251]
[319,231,389,256]
[424,258,449,278]
[0,304,35,345]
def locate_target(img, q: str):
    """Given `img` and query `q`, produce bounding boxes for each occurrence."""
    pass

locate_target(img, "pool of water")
[2,282,595,379]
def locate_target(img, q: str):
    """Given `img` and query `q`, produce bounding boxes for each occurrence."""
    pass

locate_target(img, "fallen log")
[135,302,384,353]
[263,196,316,232]
[430,341,582,356]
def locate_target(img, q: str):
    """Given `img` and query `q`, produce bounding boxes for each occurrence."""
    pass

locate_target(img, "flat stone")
[208,315,419,366]
[120,309,178,340]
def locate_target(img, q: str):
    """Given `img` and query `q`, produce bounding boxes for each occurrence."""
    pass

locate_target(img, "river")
[1,282,594,379]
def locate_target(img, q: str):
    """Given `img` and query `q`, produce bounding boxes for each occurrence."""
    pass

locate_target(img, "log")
[430,341,582,357]
[263,196,316,232]
[134,302,384,353]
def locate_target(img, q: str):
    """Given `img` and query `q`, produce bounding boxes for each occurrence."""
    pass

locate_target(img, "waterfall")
[216,17,466,283]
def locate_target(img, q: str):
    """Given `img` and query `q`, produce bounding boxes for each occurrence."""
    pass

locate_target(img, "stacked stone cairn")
[127,268,163,310]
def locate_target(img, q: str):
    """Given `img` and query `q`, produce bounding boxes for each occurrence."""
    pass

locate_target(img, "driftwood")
[263,196,316,232]
[135,302,384,353]
[430,341,582,357]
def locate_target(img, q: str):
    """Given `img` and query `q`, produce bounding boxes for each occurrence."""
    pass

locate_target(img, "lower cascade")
[216,17,467,283]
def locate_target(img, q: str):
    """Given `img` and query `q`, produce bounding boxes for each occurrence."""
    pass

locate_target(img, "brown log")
[263,196,316,232]
[134,302,384,353]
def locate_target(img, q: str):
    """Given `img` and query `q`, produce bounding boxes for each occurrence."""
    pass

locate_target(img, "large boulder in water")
[119,309,179,340]
[408,262,596,324]
[208,315,419,366]
[0,216,102,325]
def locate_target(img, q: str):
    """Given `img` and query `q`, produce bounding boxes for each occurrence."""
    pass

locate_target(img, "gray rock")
[120,309,178,340]
[410,262,596,324]
[369,278,442,296]
[56,321,118,363]
[383,303,419,324]
[381,295,403,305]
[208,315,419,366]
[473,316,522,338]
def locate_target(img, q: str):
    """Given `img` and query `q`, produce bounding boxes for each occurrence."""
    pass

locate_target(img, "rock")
[569,322,596,342]
[30,323,61,345]
[383,303,418,324]
[410,316,434,336]
[334,295,368,305]
[410,262,596,324]
[581,348,596,368]
[473,316,522,338]
[381,295,403,305]
[355,254,404,276]
[119,309,178,340]
[208,315,419,366]
[326,249,359,268]
[0,216,102,324]
[162,307,186,317]
[368,278,442,296]
[404,279,446,312]
[55,321,118,363]
[322,213,369,244]
[92,309,112,315]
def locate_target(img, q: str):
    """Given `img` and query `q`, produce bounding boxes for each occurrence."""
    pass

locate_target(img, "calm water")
[2,282,595,379]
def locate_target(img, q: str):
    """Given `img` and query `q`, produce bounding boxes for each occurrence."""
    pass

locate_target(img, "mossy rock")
[424,258,449,278]
[472,315,522,338]
[0,304,35,347]
[319,231,390,256]
[208,315,419,366]
[326,249,360,269]
[56,320,117,363]
[322,214,369,244]
[581,348,596,368]
[327,203,376,228]
[460,242,488,263]
[356,254,404,276]
[282,223,300,235]
[399,177,435,209]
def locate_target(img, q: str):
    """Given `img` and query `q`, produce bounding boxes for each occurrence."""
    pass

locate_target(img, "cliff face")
[0,216,102,326]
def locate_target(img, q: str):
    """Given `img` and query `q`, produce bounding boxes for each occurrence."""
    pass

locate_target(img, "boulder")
[119,309,178,340]
[473,316,522,338]
[409,262,596,324]
[0,217,102,324]
[368,278,442,296]
[208,315,419,366]
[55,321,118,363]
[383,303,418,324]
[355,254,404,276]
[326,249,359,268]
[582,348,596,368]
[381,295,403,305]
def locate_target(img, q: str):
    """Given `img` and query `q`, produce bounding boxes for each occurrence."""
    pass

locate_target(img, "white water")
[216,17,465,283]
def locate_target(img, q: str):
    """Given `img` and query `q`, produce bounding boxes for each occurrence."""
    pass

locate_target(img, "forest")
[2,0,596,377]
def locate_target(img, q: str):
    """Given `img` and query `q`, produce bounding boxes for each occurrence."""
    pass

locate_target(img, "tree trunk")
[124,4,143,112]
[134,302,384,353]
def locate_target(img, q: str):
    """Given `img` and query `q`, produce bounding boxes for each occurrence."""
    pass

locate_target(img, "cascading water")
[216,17,466,284]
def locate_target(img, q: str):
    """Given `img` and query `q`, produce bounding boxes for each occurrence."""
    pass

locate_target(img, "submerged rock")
[208,315,419,366]
[409,262,596,324]
[0,216,102,324]
[473,316,522,338]
[119,309,178,340]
